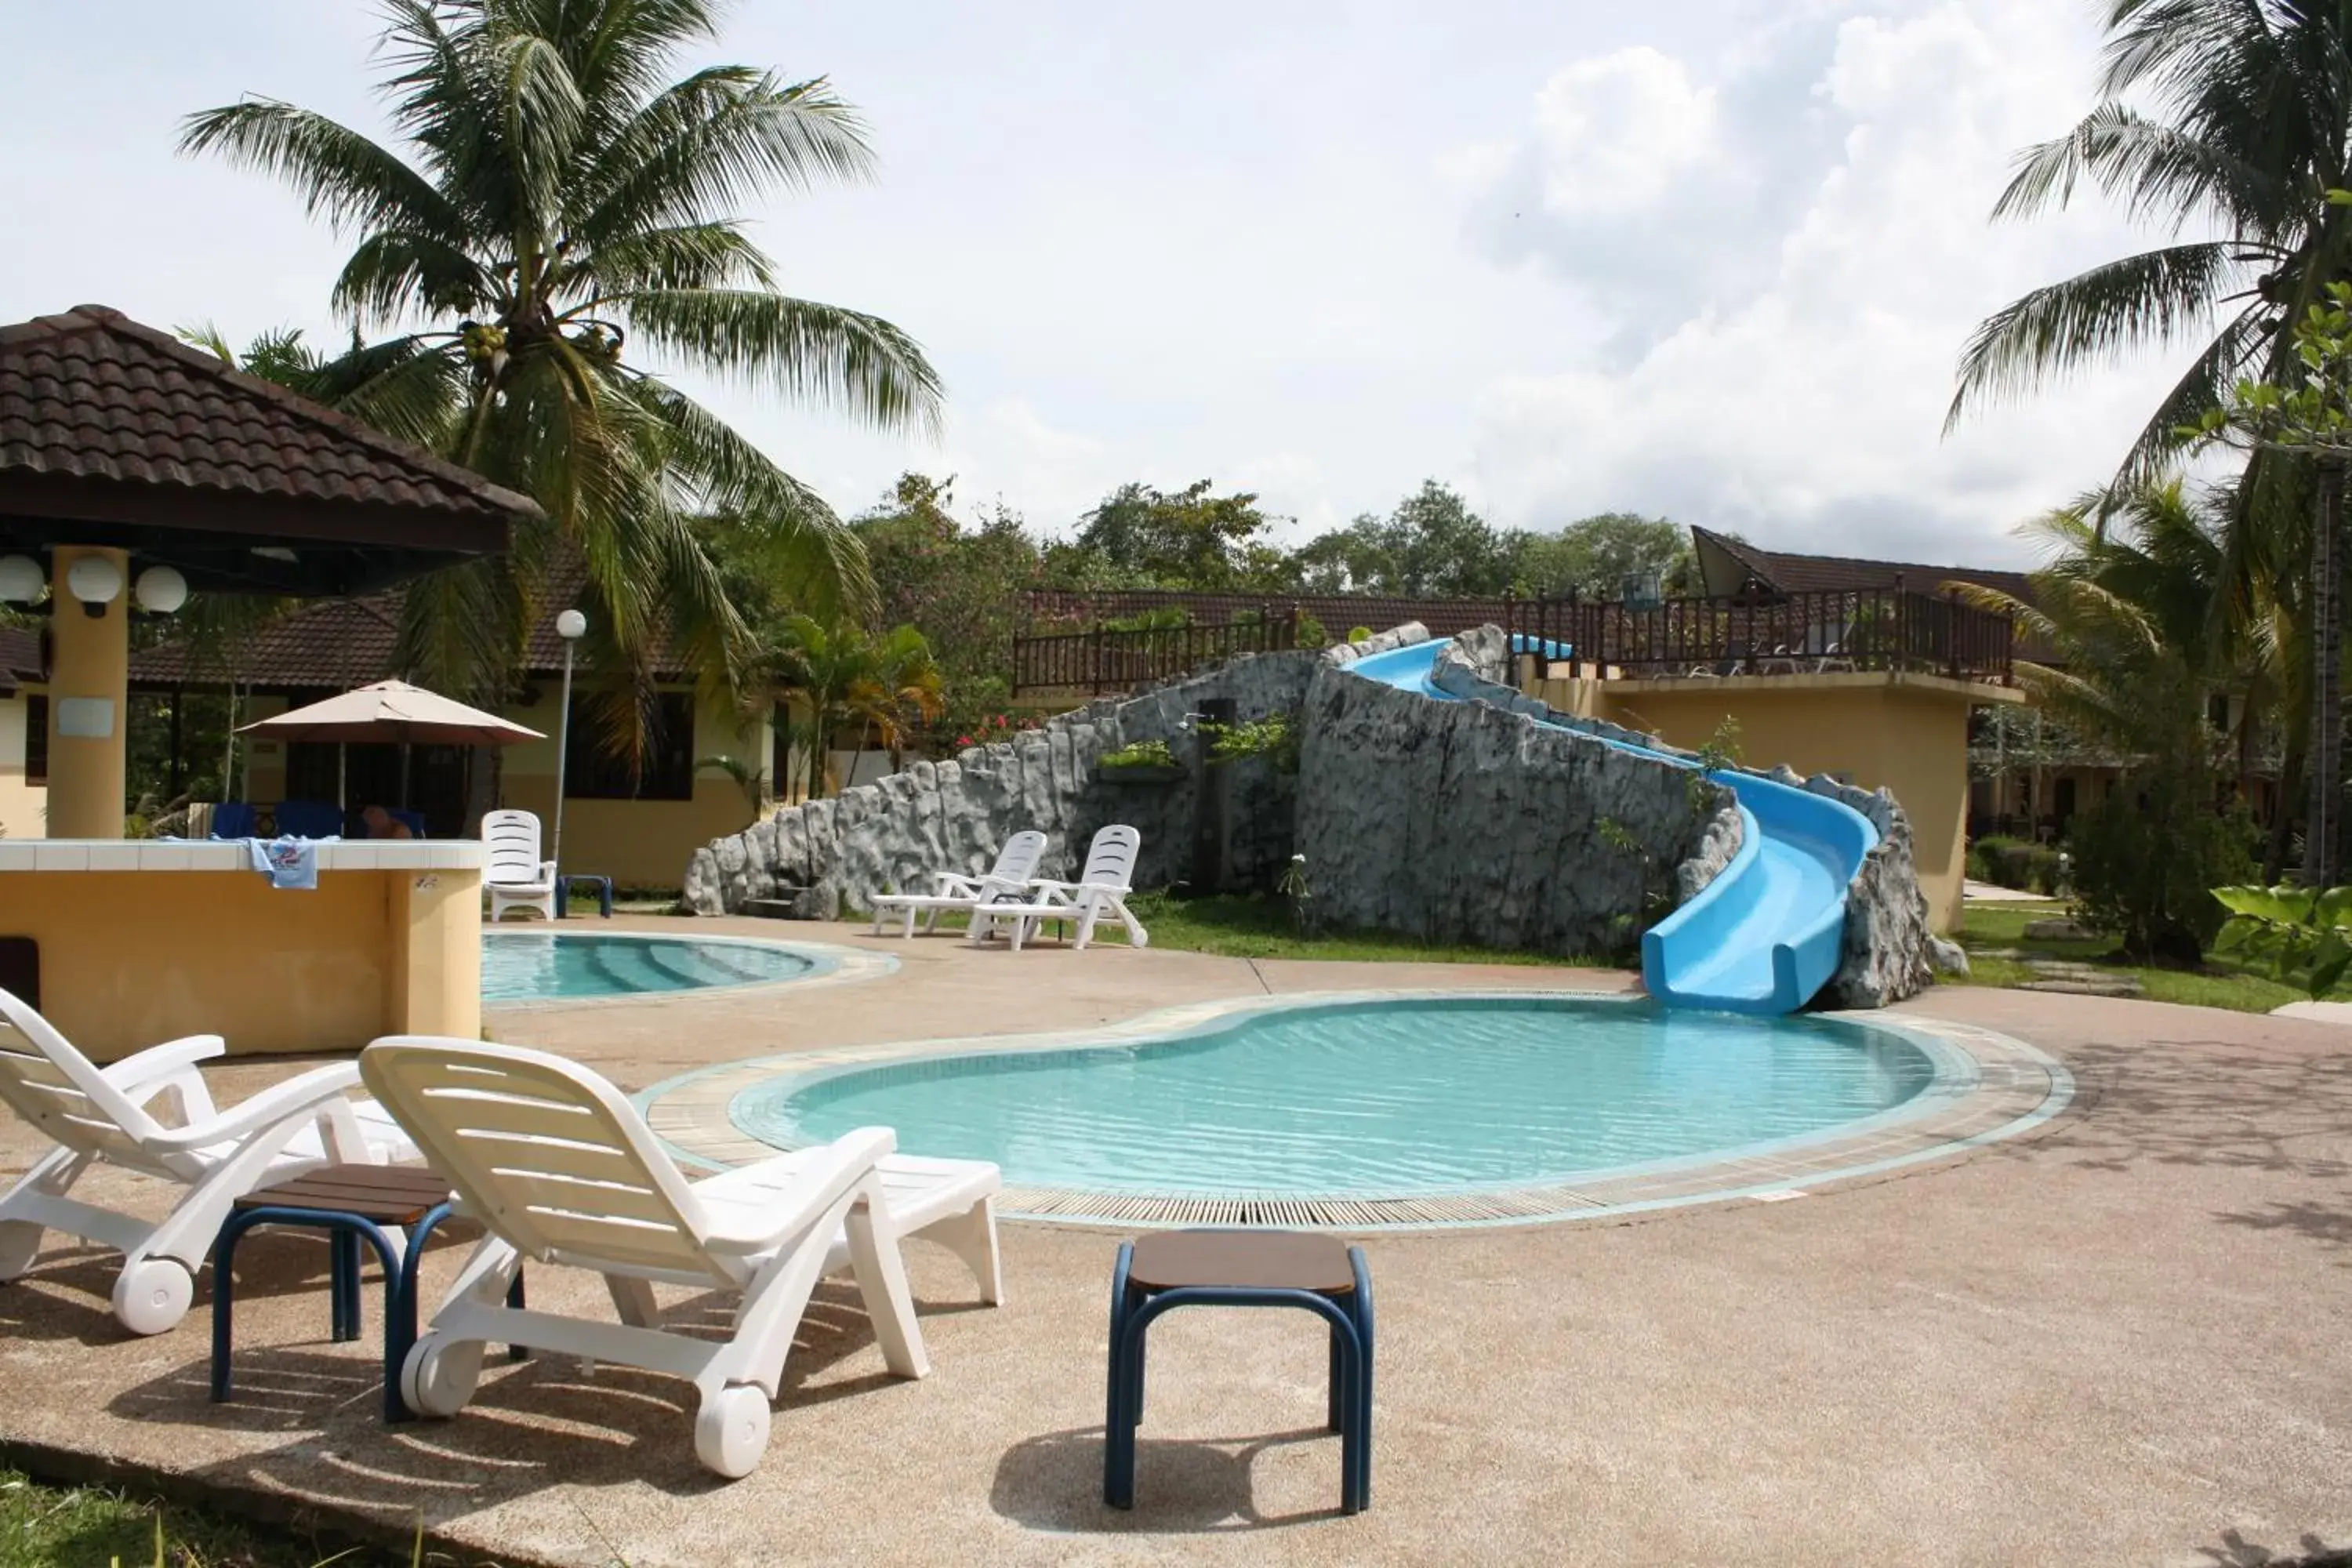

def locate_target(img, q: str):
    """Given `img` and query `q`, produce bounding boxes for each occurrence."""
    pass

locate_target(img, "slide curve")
[1342,637,1877,1014]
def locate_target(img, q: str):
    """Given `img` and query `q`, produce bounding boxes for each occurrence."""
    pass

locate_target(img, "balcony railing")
[1505,586,2013,685]
[1011,610,1301,695]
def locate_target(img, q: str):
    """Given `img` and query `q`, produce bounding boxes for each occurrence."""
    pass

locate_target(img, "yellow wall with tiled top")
[0,864,479,1060]
[495,688,768,890]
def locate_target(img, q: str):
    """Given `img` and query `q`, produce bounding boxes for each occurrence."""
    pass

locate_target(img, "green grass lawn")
[0,1467,464,1567]
[886,890,1606,968]
[1951,902,2321,1014]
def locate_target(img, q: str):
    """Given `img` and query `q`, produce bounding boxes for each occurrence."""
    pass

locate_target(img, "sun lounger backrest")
[361,1037,724,1281]
[0,988,162,1167]
[991,830,1048,883]
[1078,824,1142,890]
[481,811,546,886]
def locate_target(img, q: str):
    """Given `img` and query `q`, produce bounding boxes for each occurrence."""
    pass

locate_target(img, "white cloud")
[1461,0,2180,564]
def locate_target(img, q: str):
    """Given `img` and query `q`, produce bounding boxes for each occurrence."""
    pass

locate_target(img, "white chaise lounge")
[359,1037,1002,1478]
[967,824,1150,952]
[482,808,557,921]
[869,829,1048,938]
[0,989,414,1334]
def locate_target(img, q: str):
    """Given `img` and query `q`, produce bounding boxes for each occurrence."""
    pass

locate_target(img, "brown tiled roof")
[0,306,534,522]
[130,551,688,690]
[132,592,404,689]
[1693,526,2038,604]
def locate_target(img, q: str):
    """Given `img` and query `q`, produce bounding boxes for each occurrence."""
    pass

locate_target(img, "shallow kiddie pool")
[728,994,1967,1207]
[483,931,829,1003]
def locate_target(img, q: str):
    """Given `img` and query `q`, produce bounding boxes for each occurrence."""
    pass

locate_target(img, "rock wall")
[684,648,1329,917]
[1293,661,1731,957]
[682,617,1934,1008]
[1429,623,1933,1007]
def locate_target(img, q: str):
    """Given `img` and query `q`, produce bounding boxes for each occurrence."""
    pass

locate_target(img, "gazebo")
[0,303,536,836]
[0,304,541,1058]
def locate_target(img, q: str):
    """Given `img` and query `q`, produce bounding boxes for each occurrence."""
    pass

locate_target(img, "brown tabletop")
[231,1163,455,1227]
[1127,1229,1357,1296]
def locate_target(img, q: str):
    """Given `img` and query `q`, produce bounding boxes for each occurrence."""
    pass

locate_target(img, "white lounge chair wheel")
[0,1219,42,1282]
[401,1333,481,1418]
[110,1257,193,1336]
[693,1385,772,1479]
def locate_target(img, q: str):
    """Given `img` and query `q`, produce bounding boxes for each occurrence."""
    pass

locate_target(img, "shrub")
[2067,776,2256,963]
[2213,884,2352,998]
[1967,834,2066,895]
[1099,739,1178,769]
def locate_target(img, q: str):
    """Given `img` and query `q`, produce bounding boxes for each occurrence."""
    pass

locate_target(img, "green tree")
[851,473,1044,681]
[1510,512,1693,598]
[1290,481,1512,596]
[762,615,943,797]
[181,0,942,755]
[1946,0,2352,877]
[2194,275,2352,882]
[1957,483,2257,958]
[1051,481,1290,590]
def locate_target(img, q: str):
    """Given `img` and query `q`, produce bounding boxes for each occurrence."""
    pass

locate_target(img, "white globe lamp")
[0,554,41,604]
[66,555,123,616]
[133,565,189,615]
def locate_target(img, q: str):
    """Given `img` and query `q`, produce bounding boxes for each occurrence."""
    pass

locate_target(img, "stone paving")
[0,920,2347,1567]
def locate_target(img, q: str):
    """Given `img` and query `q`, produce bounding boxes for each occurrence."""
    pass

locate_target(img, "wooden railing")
[1011,610,1301,695]
[1504,586,2013,684]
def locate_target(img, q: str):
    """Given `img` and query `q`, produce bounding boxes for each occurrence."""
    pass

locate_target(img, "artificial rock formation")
[1429,624,1935,1007]
[683,620,1935,1008]
[683,648,1329,917]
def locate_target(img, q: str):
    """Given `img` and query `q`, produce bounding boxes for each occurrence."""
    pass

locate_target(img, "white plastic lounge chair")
[482,809,557,922]
[0,989,414,1334]
[967,824,1149,953]
[869,829,1048,938]
[359,1037,1002,1479]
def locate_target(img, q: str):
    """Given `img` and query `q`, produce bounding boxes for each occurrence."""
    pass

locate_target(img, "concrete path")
[0,922,2346,1567]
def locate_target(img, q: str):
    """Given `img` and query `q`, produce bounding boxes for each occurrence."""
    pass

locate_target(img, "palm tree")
[1947,0,2352,880]
[1958,482,2259,955]
[764,615,942,797]
[180,0,942,756]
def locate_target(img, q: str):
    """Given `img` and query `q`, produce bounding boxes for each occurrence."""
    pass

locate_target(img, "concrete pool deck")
[1,917,2347,1566]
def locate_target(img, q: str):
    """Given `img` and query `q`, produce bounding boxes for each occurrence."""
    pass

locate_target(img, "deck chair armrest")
[100,1035,227,1093]
[702,1126,898,1252]
[539,860,558,883]
[1028,879,1131,901]
[143,1060,365,1152]
[931,871,987,898]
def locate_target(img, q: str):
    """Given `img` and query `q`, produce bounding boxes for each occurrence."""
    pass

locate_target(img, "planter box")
[1095,763,1188,786]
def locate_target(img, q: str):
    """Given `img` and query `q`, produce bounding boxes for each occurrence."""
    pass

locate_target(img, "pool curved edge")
[481,930,898,1013]
[634,992,2074,1232]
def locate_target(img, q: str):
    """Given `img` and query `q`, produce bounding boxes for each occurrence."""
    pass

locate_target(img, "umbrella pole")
[400,742,412,811]
[338,744,347,815]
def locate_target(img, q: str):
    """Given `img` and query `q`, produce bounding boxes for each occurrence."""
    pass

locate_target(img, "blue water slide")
[1341,637,1878,1014]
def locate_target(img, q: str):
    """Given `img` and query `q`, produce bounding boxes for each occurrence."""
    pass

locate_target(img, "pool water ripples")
[736,996,1940,1198]
[484,933,817,1003]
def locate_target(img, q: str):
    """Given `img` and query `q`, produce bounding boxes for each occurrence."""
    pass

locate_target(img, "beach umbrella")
[238,679,544,811]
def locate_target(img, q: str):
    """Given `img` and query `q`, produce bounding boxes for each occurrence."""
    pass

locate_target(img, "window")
[566,691,695,801]
[24,695,45,785]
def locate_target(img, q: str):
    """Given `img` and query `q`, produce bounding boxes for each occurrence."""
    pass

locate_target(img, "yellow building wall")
[0,866,481,1061]
[0,696,45,839]
[496,691,765,889]
[1544,676,1994,934]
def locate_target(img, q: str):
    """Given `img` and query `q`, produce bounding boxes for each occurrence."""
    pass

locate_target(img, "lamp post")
[551,609,586,877]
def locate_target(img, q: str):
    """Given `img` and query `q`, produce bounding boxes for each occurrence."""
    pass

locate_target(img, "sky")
[0,0,2203,568]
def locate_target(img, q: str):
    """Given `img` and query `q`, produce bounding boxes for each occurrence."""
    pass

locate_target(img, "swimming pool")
[729,995,1958,1201]
[483,931,829,1003]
